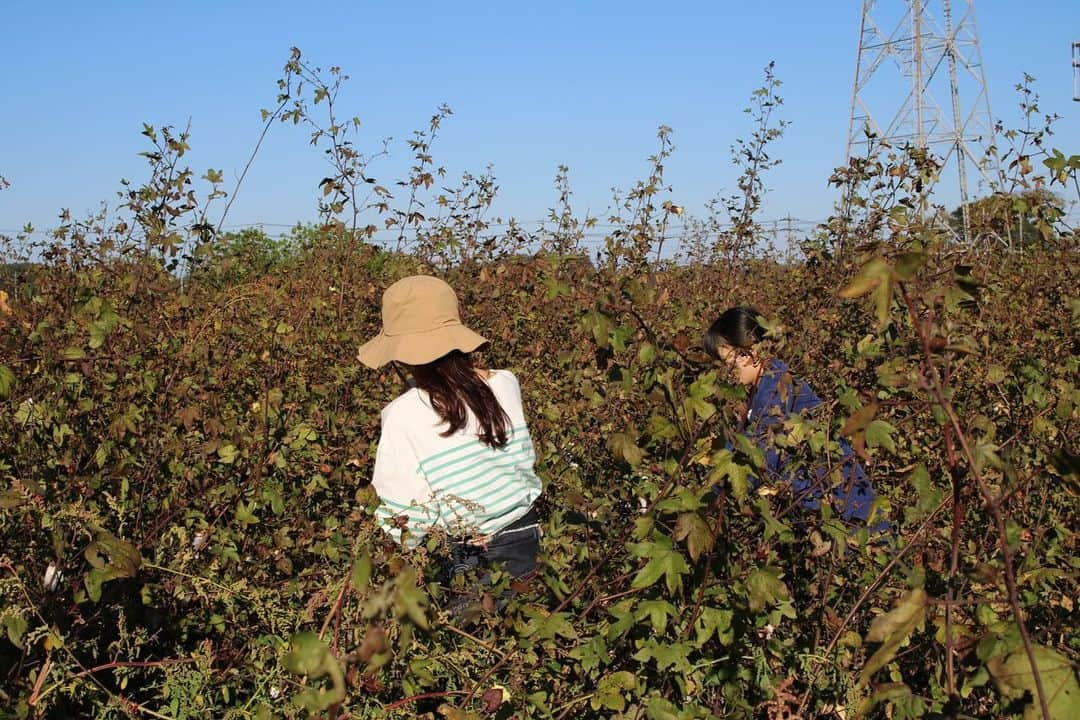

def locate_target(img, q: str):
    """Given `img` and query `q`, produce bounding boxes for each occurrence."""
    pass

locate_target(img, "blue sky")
[1,1,1077,242]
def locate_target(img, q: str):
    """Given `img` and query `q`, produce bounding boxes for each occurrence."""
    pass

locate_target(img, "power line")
[1,216,829,238]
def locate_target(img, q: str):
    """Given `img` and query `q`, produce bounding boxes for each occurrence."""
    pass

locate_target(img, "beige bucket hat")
[356,275,488,369]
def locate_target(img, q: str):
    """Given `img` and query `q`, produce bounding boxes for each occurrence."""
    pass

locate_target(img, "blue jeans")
[441,509,541,615]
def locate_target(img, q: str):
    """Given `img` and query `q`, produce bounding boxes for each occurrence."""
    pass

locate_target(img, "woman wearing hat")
[357,275,543,584]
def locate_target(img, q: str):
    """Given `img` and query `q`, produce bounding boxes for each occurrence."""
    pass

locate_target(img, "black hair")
[409,350,511,449]
[703,306,765,358]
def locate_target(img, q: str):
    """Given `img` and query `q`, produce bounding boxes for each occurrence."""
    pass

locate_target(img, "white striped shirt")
[371,370,542,546]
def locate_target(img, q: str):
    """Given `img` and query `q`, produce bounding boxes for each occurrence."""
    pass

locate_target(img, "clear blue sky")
[2,1,1077,241]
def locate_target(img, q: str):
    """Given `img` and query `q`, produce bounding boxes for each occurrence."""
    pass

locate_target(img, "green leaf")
[521,608,577,640]
[409,658,436,685]
[973,442,1003,473]
[893,251,927,280]
[683,394,716,421]
[607,600,637,641]
[608,432,646,467]
[685,374,717,419]
[588,312,612,347]
[872,275,893,327]
[977,623,1022,663]
[854,683,918,719]
[708,450,753,499]
[645,697,684,720]
[393,569,429,631]
[569,635,609,672]
[85,532,141,575]
[4,613,27,648]
[695,606,733,646]
[632,639,693,672]
[0,489,26,509]
[987,644,1080,720]
[434,704,476,720]
[83,532,141,602]
[283,631,346,711]
[261,485,285,515]
[910,465,943,516]
[858,588,928,686]
[631,535,690,594]
[84,567,115,602]
[284,631,330,677]
[0,365,15,399]
[234,501,259,527]
[673,512,714,561]
[217,443,239,464]
[1005,519,1023,551]
[635,599,677,633]
[351,552,372,589]
[865,419,897,452]
[638,342,656,365]
[632,514,655,540]
[610,325,634,353]
[14,399,40,426]
[646,414,678,442]
[746,566,790,613]
[841,402,879,438]
[839,257,890,299]
[592,671,637,712]
[733,433,765,470]
[755,497,794,543]
[655,489,703,513]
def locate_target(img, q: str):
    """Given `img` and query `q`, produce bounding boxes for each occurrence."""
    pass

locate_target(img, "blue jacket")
[737,359,878,525]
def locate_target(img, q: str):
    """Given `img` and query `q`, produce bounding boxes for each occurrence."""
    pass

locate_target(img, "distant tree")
[190,227,298,287]
[0,262,41,299]
[949,189,1064,247]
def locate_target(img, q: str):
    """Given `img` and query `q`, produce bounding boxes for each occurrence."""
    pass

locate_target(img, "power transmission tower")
[846,1,997,239]
[1073,41,1079,102]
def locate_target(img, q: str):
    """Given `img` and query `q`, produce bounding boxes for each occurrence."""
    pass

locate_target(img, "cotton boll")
[43,562,63,591]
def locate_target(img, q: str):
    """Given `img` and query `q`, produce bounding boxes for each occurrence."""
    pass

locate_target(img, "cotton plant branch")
[897,282,1051,720]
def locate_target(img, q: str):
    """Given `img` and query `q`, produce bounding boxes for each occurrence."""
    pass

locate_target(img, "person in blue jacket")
[703,306,881,526]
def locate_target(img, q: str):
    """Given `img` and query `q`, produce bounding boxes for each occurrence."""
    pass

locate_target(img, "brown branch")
[899,283,1052,720]
[319,575,352,641]
[575,573,638,619]
[62,657,202,684]
[796,494,951,716]
[826,495,949,660]
[26,654,52,707]
[553,692,596,720]
[945,422,963,698]
[461,414,719,707]
[213,96,290,237]
[382,690,468,712]
[441,623,509,662]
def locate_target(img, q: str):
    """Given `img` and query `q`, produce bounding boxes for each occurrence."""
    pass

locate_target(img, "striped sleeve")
[418,425,542,537]
[370,412,441,547]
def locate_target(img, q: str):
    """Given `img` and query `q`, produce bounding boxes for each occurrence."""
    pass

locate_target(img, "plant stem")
[382,690,468,712]
[899,283,1051,720]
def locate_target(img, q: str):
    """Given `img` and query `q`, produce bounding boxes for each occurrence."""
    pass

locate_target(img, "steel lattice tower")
[846,1,996,236]
[1073,41,1079,102]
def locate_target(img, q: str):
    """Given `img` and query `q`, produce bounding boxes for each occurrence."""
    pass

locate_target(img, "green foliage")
[988,645,1080,720]
[0,51,1077,720]
[948,189,1066,248]
[190,227,300,288]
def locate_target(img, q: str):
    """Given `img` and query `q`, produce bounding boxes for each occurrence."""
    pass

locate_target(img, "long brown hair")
[409,350,511,449]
